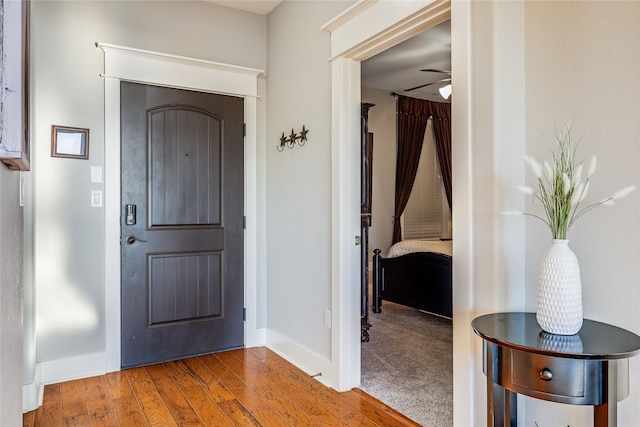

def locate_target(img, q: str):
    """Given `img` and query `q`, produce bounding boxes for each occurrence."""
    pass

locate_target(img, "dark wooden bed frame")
[372,248,452,318]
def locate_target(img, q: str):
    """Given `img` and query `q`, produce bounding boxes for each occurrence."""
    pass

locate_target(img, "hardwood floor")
[23,347,420,427]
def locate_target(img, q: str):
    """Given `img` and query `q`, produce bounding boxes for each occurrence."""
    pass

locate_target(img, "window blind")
[402,120,444,240]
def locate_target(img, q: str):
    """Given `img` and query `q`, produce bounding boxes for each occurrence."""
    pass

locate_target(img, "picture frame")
[51,125,89,159]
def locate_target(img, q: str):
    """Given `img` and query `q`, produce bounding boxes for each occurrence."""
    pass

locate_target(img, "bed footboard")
[373,248,452,318]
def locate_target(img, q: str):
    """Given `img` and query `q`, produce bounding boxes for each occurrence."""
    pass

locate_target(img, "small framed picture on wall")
[51,125,89,159]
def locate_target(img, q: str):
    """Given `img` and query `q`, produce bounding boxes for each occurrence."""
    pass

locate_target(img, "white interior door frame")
[323,3,475,425]
[97,43,264,372]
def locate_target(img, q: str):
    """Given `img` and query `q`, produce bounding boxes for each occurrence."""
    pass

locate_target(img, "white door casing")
[323,0,456,392]
[97,43,263,372]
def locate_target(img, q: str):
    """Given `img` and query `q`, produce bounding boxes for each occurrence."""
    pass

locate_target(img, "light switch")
[91,166,103,183]
[91,190,103,207]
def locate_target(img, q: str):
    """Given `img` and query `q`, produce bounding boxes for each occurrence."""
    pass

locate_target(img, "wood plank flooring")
[23,347,420,427]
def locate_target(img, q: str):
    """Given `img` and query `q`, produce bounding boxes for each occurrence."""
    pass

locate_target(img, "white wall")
[522,2,640,425]
[0,2,27,424]
[361,86,396,257]
[23,2,640,425]
[317,1,640,424]
[265,0,353,370]
[453,1,527,423]
[31,0,266,370]
[0,166,24,426]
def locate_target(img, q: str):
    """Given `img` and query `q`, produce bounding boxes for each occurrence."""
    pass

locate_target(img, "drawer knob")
[539,368,553,381]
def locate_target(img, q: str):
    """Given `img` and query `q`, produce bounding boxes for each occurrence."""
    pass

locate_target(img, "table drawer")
[511,350,585,398]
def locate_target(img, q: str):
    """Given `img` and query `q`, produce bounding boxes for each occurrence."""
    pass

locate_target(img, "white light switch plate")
[91,190,103,207]
[91,166,103,183]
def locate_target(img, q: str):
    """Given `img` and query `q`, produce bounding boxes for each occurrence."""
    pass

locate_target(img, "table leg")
[485,342,517,427]
[486,343,496,427]
[594,361,617,427]
[504,387,517,426]
[486,381,518,427]
[491,383,517,427]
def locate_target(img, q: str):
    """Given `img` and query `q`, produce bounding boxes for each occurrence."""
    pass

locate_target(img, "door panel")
[148,107,222,227]
[120,82,244,368]
[148,252,222,325]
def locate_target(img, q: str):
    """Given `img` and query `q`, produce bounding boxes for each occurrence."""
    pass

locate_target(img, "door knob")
[125,235,147,245]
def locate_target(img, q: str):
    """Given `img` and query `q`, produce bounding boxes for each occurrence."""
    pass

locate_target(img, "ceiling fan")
[404,69,452,99]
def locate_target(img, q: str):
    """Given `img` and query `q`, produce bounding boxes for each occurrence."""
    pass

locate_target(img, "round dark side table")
[472,312,640,427]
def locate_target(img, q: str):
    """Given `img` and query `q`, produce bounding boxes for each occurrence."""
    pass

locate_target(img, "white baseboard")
[25,331,312,413]
[33,327,268,388]
[39,352,107,386]
[22,382,42,413]
[247,327,267,347]
[266,329,333,388]
[23,353,105,413]
[22,364,42,413]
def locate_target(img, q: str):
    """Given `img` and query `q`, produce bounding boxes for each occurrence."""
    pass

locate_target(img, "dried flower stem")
[514,124,635,239]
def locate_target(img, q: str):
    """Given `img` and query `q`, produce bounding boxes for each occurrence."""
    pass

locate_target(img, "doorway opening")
[359,21,453,426]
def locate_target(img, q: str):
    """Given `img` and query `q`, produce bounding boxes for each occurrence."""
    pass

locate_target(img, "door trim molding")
[323,0,462,394]
[97,43,264,372]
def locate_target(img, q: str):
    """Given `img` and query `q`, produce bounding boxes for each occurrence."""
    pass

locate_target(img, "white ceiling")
[204,1,451,102]
[204,0,282,15]
[361,20,451,102]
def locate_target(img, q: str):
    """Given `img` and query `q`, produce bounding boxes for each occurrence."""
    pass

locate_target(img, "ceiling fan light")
[439,84,452,100]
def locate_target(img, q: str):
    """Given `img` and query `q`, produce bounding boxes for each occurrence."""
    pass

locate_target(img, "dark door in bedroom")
[120,81,245,368]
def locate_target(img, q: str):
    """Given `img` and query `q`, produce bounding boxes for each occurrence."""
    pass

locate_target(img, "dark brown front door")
[120,82,244,368]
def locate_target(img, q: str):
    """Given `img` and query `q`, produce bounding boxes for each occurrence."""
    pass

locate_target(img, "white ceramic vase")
[536,239,583,335]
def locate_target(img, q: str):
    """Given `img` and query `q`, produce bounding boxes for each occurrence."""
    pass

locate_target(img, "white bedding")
[386,239,452,258]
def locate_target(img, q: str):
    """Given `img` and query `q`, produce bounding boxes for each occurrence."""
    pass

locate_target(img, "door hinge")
[243,123,246,137]
[243,307,246,321]
[243,215,246,229]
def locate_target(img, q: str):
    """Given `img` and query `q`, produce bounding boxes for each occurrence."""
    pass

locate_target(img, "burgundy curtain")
[430,102,452,210]
[392,95,452,243]
[392,96,431,243]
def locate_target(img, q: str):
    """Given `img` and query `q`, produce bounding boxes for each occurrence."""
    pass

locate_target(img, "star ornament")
[288,129,298,147]
[299,125,309,142]
[277,132,288,151]
[276,126,311,151]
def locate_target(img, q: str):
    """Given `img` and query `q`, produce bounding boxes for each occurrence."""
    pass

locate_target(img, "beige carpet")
[360,301,453,427]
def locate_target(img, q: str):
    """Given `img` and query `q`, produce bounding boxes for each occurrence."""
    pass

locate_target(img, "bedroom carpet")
[360,301,453,427]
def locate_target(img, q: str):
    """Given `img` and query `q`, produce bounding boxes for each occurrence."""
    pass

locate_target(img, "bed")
[372,239,452,318]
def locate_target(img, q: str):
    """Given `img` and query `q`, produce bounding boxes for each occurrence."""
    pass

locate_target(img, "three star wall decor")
[277,125,309,151]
